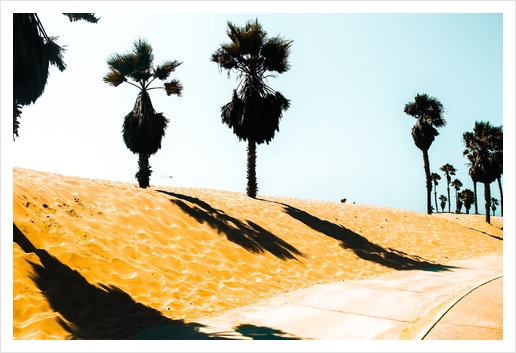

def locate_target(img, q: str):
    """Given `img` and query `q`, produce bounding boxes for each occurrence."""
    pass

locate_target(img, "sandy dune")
[12,167,503,340]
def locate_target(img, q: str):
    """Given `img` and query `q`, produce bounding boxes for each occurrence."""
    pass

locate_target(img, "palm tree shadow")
[468,227,503,241]
[13,223,301,340]
[261,201,452,271]
[156,190,304,260]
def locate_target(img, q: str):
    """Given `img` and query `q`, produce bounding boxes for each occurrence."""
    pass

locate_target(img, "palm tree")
[464,152,480,214]
[211,19,293,198]
[490,197,499,216]
[404,94,446,214]
[439,195,447,213]
[460,189,475,214]
[13,13,99,140]
[431,172,441,212]
[463,121,503,223]
[440,163,456,213]
[494,150,503,216]
[450,178,463,213]
[103,38,183,188]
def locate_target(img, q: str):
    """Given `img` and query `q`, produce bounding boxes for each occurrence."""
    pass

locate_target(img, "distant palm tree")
[103,38,183,188]
[450,178,463,213]
[440,163,456,213]
[490,197,499,216]
[13,13,99,140]
[211,19,293,198]
[431,172,441,212]
[439,195,447,213]
[459,189,475,214]
[463,121,503,223]
[464,152,480,214]
[494,150,503,216]
[404,94,446,214]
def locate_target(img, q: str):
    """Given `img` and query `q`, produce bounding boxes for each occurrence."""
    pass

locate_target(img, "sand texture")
[12,167,503,340]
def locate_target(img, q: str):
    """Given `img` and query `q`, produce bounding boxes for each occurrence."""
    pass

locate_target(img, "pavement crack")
[297,304,411,323]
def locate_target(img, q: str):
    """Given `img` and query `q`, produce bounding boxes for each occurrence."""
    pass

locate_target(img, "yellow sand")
[12,167,503,340]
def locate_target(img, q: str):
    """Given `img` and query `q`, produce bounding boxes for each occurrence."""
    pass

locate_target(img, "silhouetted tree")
[404,94,446,214]
[494,150,503,216]
[459,189,475,214]
[463,121,503,223]
[490,197,499,216]
[103,38,183,188]
[450,178,462,213]
[431,172,441,212]
[439,195,447,213]
[13,13,99,140]
[464,152,480,214]
[440,163,456,213]
[211,19,292,198]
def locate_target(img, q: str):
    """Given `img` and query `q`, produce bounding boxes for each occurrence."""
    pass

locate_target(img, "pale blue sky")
[3,2,514,215]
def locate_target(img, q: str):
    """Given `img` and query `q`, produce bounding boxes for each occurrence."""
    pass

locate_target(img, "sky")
[3,2,514,217]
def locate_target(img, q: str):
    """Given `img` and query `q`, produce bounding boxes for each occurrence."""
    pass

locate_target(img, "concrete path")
[422,276,503,340]
[190,255,502,340]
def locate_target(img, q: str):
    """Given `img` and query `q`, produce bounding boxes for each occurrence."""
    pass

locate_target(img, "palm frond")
[13,101,22,140]
[262,37,293,73]
[103,70,126,87]
[63,13,100,23]
[164,79,183,96]
[45,36,66,71]
[123,91,169,156]
[130,69,152,82]
[132,38,154,71]
[154,60,182,80]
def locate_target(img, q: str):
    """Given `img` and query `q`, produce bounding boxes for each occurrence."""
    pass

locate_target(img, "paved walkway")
[422,276,503,340]
[189,255,503,340]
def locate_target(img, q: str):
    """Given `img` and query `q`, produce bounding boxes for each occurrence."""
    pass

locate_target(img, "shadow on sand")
[156,190,304,260]
[468,227,503,241]
[13,223,300,340]
[261,200,452,271]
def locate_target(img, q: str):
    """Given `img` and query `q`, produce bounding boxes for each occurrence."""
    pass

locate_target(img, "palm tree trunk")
[497,176,503,216]
[484,181,491,224]
[136,153,151,188]
[246,139,258,198]
[446,182,451,213]
[434,187,438,213]
[473,180,478,214]
[422,150,432,214]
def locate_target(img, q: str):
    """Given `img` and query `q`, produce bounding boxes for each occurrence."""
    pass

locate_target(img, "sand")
[12,167,503,340]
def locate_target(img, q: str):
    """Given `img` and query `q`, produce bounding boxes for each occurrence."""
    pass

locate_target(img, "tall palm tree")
[431,172,441,212]
[439,195,447,213]
[440,163,456,213]
[13,13,99,140]
[490,197,499,216]
[463,121,503,223]
[103,38,183,188]
[450,178,463,213]
[404,94,446,214]
[460,188,475,214]
[211,19,293,198]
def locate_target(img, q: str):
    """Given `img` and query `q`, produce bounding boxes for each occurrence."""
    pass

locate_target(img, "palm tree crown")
[103,38,183,188]
[460,189,475,214]
[462,121,503,223]
[211,19,293,198]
